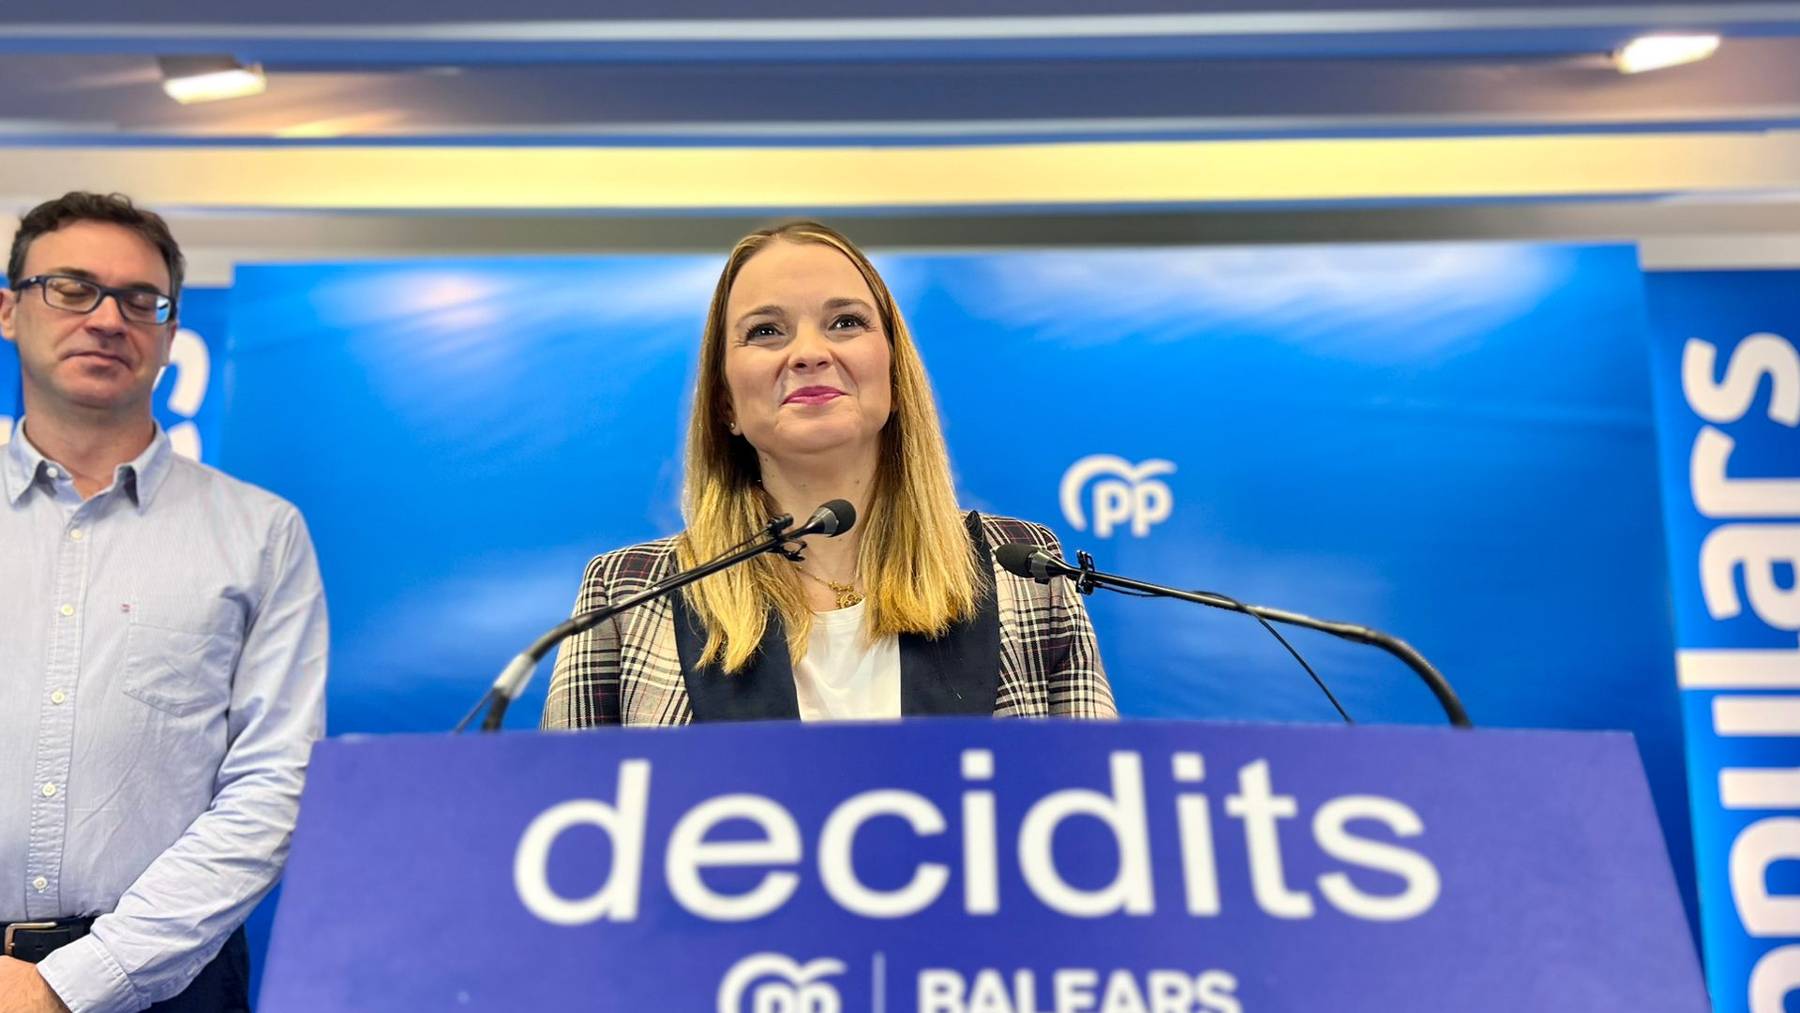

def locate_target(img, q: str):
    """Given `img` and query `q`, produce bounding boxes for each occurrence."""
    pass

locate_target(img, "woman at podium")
[542,222,1115,727]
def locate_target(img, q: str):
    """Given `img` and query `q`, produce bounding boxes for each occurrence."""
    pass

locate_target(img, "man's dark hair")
[7,191,186,303]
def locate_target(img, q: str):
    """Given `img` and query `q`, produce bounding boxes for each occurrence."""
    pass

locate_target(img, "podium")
[260,719,1706,1011]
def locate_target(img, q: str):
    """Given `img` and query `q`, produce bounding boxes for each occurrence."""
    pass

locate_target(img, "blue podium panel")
[262,720,1703,1012]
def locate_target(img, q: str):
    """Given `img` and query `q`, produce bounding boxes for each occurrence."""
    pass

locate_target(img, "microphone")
[995,543,1472,728]
[456,500,857,733]
[794,499,855,539]
[994,543,1074,583]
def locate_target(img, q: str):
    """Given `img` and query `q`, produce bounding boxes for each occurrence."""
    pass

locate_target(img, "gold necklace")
[798,567,864,609]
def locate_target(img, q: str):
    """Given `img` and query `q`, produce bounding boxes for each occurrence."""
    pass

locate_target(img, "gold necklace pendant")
[825,580,863,610]
[800,567,864,609]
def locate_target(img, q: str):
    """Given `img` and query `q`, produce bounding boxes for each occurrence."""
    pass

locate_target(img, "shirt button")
[32,876,47,892]
[41,783,57,798]
[46,466,60,479]
[69,528,84,541]
[50,689,67,705]
[58,604,74,617]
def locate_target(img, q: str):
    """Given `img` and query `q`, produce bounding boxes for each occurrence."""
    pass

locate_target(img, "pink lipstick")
[784,386,845,406]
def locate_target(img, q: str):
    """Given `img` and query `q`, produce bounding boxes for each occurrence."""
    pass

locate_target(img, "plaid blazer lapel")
[671,590,802,722]
[900,511,1001,716]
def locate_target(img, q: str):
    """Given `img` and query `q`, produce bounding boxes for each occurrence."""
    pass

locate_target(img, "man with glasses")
[0,193,327,1012]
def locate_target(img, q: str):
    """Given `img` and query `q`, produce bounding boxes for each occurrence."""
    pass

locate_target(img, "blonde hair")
[677,221,981,672]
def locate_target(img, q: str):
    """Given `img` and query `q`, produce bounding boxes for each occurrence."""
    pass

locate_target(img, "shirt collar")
[119,423,174,510]
[2,417,174,510]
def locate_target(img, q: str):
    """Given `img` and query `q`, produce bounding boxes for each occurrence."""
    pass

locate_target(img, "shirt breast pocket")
[122,596,244,718]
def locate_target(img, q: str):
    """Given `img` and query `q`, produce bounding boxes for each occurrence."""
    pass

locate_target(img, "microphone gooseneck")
[455,500,858,733]
[995,543,1472,729]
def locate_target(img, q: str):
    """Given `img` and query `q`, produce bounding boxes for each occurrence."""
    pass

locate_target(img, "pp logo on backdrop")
[716,953,846,1013]
[1060,455,1176,538]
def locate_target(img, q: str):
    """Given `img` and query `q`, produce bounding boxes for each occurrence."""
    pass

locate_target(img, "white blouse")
[792,600,902,721]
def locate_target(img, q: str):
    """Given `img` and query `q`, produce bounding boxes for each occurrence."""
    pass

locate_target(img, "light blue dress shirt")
[0,420,328,1012]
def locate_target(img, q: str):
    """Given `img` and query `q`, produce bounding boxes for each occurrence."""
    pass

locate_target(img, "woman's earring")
[726,420,739,434]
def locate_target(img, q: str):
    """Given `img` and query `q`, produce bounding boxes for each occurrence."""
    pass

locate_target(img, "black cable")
[1083,573,1351,722]
[1195,587,1353,725]
[1048,548,1466,727]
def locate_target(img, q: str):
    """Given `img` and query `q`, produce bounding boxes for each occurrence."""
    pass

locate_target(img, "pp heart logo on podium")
[711,950,1241,1013]
[717,953,847,1013]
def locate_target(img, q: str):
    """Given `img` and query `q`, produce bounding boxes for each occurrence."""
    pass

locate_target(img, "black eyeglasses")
[15,274,175,325]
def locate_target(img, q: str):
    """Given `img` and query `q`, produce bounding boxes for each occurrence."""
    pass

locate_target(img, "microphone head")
[805,499,856,537]
[994,543,1044,579]
[995,543,1078,583]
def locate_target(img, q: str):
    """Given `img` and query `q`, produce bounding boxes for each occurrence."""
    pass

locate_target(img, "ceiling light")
[1613,34,1721,74]
[158,56,267,104]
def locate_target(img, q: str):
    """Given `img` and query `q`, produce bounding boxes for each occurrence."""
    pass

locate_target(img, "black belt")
[3,916,96,963]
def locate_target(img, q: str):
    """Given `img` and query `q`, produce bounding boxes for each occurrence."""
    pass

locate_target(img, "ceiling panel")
[0,1,1793,212]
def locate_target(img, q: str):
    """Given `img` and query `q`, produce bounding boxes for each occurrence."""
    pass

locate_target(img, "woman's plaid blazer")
[541,512,1116,728]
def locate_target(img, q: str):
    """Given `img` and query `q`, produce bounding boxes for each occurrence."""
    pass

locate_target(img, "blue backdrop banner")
[1643,269,1800,1013]
[158,287,228,464]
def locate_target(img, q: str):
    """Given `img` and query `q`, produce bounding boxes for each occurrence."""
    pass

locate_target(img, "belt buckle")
[3,922,58,957]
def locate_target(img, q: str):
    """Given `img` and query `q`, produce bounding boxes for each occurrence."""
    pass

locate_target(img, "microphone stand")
[1063,551,1473,729]
[455,514,806,733]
